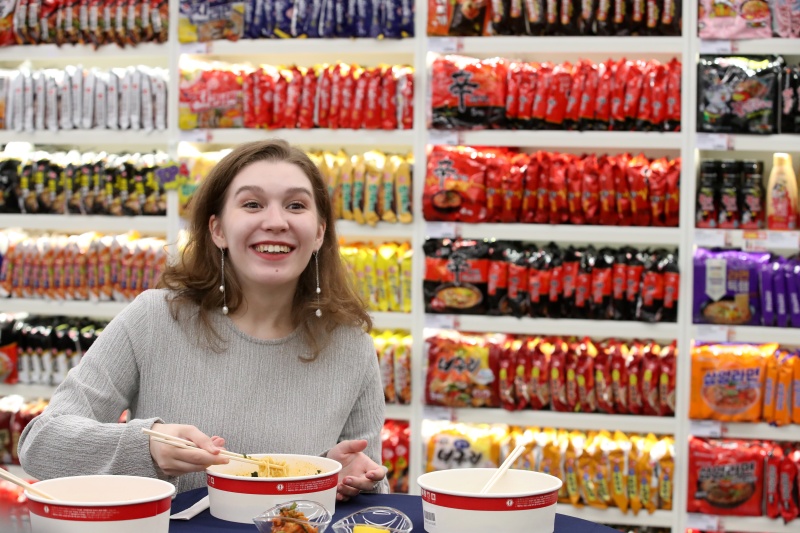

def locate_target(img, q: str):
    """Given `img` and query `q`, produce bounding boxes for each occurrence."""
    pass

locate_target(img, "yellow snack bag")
[627,435,642,515]
[638,434,658,514]
[340,152,354,220]
[608,440,630,513]
[377,243,400,312]
[381,155,401,223]
[774,352,795,426]
[578,446,604,509]
[539,430,568,502]
[426,425,500,472]
[564,431,585,507]
[515,428,538,471]
[340,244,364,302]
[363,151,384,227]
[763,352,779,423]
[397,154,413,223]
[351,154,367,224]
[591,431,613,508]
[393,334,412,405]
[357,246,378,310]
[322,151,342,220]
[399,243,412,313]
[656,437,674,511]
[375,331,396,404]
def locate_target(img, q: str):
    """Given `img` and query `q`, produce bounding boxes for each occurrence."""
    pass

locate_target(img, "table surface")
[169,488,620,533]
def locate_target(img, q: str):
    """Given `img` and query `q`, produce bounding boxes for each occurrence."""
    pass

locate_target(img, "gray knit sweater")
[18,289,387,494]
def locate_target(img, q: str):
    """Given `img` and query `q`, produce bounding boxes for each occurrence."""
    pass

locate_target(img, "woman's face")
[209,160,325,296]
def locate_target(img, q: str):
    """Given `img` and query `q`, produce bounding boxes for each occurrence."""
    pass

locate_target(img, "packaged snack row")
[0,0,169,47]
[691,342,800,425]
[431,55,682,132]
[426,331,677,415]
[428,0,681,36]
[373,329,412,405]
[697,55,798,135]
[697,159,767,230]
[0,395,48,464]
[0,314,104,386]
[0,230,167,303]
[179,0,414,42]
[694,248,800,328]
[0,149,172,216]
[425,146,680,226]
[699,0,800,39]
[0,66,168,133]
[425,239,680,322]
[689,437,800,521]
[341,242,412,313]
[179,59,413,131]
[423,422,675,514]
[381,420,410,494]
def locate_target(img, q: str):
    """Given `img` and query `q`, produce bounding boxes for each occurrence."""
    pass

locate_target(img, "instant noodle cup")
[25,475,175,533]
[206,454,342,524]
[417,468,562,533]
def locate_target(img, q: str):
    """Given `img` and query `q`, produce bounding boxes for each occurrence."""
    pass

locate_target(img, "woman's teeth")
[254,244,291,253]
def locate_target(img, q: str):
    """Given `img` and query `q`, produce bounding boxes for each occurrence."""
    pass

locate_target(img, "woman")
[18,140,387,499]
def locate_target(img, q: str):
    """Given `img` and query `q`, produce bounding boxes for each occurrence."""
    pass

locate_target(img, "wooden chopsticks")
[0,468,56,500]
[141,428,263,466]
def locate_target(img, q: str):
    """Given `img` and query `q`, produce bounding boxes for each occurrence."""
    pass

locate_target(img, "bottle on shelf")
[766,153,798,231]
[717,160,741,229]
[740,160,766,230]
[697,160,720,228]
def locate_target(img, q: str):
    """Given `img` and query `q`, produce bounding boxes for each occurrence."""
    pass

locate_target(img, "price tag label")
[425,222,459,238]
[742,230,768,251]
[179,42,211,55]
[428,130,459,146]
[699,40,733,54]
[690,419,723,438]
[695,229,728,248]
[686,512,721,531]
[425,314,458,330]
[697,133,732,151]
[179,129,212,143]
[428,37,461,53]
[695,324,730,342]
[424,406,456,421]
[767,230,800,249]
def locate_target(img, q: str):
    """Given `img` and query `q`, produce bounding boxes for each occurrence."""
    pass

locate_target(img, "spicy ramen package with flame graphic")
[423,238,490,314]
[424,145,488,222]
[425,332,500,408]
[431,54,508,130]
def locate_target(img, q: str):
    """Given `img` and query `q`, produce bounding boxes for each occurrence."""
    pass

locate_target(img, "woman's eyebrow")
[233,185,313,198]
[233,185,265,196]
[285,187,313,198]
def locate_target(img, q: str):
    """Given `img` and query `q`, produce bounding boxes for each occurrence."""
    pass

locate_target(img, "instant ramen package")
[697,55,783,135]
[423,238,490,315]
[178,0,245,42]
[698,0,772,39]
[425,331,500,408]
[430,55,508,130]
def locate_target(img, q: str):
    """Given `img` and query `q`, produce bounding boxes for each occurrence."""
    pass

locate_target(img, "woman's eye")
[242,200,261,209]
[287,201,307,210]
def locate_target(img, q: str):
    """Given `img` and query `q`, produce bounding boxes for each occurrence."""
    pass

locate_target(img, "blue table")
[169,488,619,532]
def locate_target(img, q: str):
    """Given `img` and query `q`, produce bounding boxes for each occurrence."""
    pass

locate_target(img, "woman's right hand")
[148,423,229,476]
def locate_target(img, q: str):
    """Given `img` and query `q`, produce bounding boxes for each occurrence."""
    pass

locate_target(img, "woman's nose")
[261,204,289,231]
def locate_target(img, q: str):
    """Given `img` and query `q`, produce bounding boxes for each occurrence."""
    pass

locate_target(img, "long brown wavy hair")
[158,139,371,357]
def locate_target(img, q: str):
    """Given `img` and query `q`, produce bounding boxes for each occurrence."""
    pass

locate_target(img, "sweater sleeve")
[337,330,388,494]
[18,291,167,482]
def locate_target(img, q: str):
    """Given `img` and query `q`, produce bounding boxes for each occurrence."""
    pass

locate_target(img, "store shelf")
[433,315,680,341]
[180,129,415,148]
[712,515,798,533]
[0,130,170,147]
[452,408,677,435]
[437,130,683,150]
[0,42,168,61]
[0,214,167,235]
[182,38,415,56]
[337,221,414,241]
[371,312,413,331]
[697,133,800,153]
[693,325,800,346]
[384,404,412,421]
[453,223,681,246]
[433,36,683,56]
[559,505,674,528]
[3,299,128,319]
[699,38,800,56]
[722,422,800,442]
[695,229,800,253]
[0,383,57,399]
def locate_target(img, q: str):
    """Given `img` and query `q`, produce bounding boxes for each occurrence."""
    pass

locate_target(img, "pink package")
[772,0,792,37]
[792,0,800,37]
[698,0,772,39]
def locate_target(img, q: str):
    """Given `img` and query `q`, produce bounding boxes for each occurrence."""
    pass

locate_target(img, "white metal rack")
[0,2,799,531]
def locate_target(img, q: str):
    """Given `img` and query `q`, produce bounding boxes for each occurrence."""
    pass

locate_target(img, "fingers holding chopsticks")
[147,423,230,476]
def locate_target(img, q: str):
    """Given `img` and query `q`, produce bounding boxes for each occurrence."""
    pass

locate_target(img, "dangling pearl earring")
[219,248,228,315]
[314,250,321,318]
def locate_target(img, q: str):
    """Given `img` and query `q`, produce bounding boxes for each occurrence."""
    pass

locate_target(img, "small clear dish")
[331,506,413,533]
[253,500,333,533]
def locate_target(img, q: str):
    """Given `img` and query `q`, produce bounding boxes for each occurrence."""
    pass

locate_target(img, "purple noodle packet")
[760,258,775,327]
[773,257,788,327]
[787,259,800,327]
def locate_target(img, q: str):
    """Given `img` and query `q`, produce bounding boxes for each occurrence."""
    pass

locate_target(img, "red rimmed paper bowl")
[25,475,175,533]
[417,469,563,533]
[206,454,342,524]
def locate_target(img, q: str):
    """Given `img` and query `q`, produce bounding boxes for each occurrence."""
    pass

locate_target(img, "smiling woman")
[18,140,388,501]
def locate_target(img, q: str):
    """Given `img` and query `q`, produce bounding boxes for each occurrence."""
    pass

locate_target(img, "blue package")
[318,0,336,37]
[399,0,413,36]
[291,0,311,36]
[260,0,274,37]
[273,0,293,37]
[382,0,401,38]
[244,0,256,38]
[760,258,775,326]
[368,0,382,36]
[773,258,788,327]
[354,0,371,37]
[787,259,800,327]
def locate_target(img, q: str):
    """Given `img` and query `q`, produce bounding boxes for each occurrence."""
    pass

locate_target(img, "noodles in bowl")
[206,453,342,524]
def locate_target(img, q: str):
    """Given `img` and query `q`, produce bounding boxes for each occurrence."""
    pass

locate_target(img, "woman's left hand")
[326,439,386,501]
